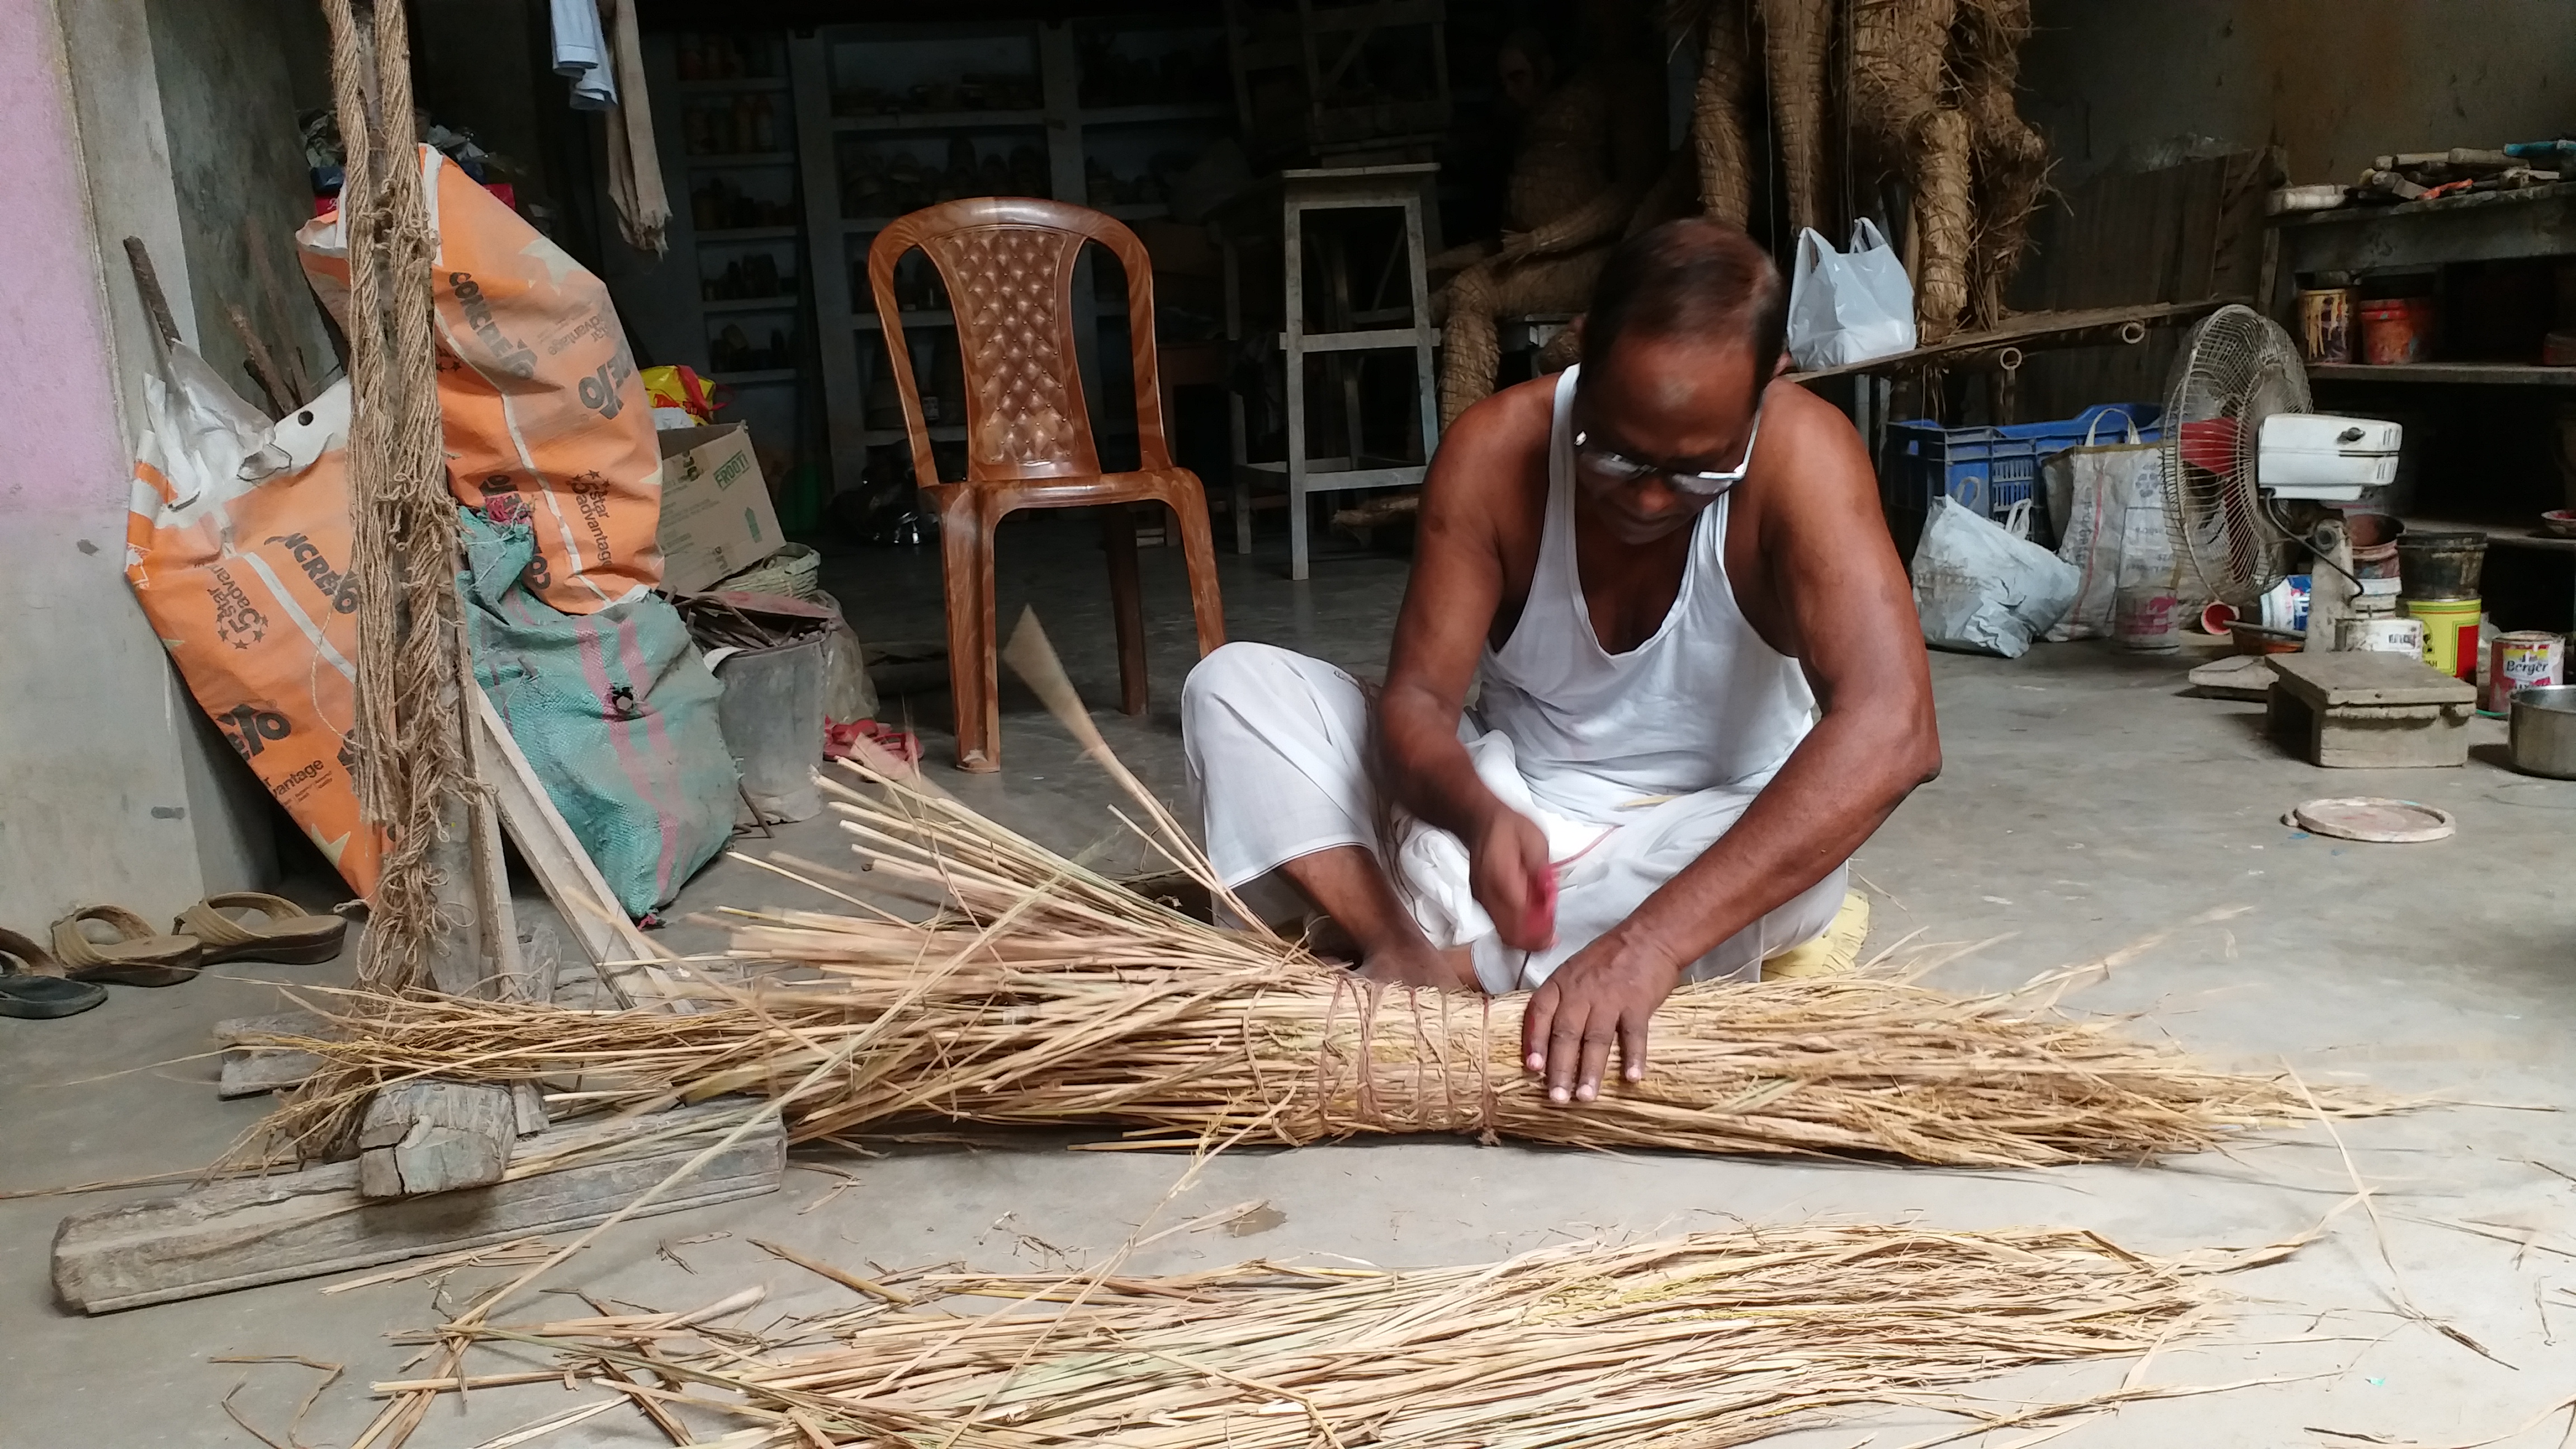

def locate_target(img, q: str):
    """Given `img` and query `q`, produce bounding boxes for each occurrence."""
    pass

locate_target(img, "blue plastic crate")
[1888,402,2163,538]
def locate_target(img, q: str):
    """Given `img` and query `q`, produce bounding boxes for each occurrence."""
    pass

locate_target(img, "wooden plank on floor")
[215,1011,338,1101]
[468,686,683,1009]
[357,1081,519,1198]
[51,1102,783,1314]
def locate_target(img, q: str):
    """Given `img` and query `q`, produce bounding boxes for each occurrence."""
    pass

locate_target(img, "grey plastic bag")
[1912,497,2081,658]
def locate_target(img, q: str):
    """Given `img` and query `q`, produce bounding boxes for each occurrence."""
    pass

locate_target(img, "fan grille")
[2161,305,2312,607]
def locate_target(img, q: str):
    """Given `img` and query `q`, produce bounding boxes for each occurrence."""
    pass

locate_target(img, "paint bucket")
[2406,596,2482,681]
[2261,574,2312,633]
[2346,513,2403,583]
[2299,287,2358,363]
[2485,631,2566,714]
[2394,531,2486,600]
[2360,297,2438,364]
[2336,614,2424,657]
[2113,583,2182,652]
[709,634,826,823]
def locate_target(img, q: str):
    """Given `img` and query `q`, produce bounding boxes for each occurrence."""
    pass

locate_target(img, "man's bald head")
[1580,219,1788,411]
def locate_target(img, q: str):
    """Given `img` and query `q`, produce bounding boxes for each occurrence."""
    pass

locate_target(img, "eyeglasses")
[1573,408,1763,498]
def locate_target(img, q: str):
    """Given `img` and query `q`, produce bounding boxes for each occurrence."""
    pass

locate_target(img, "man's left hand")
[1520,932,1683,1104]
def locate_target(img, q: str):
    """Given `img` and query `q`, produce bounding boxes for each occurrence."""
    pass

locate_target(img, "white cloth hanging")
[551,0,617,110]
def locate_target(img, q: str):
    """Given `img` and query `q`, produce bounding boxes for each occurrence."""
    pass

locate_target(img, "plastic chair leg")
[1102,505,1149,716]
[1167,482,1228,659]
[938,491,1001,772]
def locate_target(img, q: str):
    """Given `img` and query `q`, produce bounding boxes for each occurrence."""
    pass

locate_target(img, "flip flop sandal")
[0,928,105,1019]
[51,905,203,987]
[174,892,348,967]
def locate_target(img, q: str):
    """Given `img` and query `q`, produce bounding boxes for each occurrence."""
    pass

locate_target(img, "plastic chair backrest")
[867,197,1175,486]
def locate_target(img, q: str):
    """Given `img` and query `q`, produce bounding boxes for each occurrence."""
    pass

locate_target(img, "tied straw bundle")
[409,1223,2294,1448]
[247,613,2376,1172]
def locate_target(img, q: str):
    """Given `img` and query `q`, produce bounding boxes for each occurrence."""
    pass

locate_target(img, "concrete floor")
[8,515,2576,1448]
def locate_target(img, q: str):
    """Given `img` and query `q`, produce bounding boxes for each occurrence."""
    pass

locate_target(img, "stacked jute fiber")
[243,750,2374,1172]
[401,1223,2295,1448]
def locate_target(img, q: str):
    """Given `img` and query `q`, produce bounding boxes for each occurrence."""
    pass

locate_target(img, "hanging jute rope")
[320,0,467,993]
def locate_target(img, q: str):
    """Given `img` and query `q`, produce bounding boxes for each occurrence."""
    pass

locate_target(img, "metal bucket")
[711,634,826,822]
[2509,684,2576,779]
[2395,531,2487,600]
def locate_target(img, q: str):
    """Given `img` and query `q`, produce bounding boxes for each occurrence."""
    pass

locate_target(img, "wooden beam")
[357,1081,520,1198]
[52,1103,783,1314]
[468,686,682,1009]
[215,1011,334,1100]
[1785,299,2243,383]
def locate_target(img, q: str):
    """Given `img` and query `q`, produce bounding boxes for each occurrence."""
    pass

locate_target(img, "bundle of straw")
[246,751,2372,1171]
[1913,106,1976,341]
[421,1223,2291,1447]
[1849,0,1954,150]
[1957,0,2049,330]
[1689,0,1755,226]
[1760,0,1835,234]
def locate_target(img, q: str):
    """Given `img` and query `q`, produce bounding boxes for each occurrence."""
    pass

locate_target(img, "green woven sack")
[460,511,737,916]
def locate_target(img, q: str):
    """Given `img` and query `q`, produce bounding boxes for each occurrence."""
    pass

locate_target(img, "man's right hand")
[1470,807,1557,951]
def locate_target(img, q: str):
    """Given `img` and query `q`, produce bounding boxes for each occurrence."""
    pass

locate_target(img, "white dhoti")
[1182,642,1846,993]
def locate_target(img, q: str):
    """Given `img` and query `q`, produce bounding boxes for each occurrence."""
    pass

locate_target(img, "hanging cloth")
[550,0,617,109]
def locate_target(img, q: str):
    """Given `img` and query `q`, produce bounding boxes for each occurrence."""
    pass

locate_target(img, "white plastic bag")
[1912,497,2080,658]
[1786,220,1917,371]
[2044,414,2191,641]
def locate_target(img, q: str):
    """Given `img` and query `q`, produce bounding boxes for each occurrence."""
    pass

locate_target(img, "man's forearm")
[1375,685,1508,843]
[1608,708,1935,970]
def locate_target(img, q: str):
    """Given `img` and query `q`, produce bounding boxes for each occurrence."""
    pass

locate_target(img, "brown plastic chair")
[869,198,1227,772]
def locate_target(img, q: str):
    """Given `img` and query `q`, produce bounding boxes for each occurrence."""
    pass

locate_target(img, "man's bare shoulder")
[1742,377,1877,529]
[1424,374,1556,511]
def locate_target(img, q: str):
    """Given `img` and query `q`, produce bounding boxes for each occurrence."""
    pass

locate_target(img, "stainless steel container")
[2508,684,2576,779]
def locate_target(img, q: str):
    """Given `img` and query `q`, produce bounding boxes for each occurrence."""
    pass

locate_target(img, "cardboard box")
[656,423,783,593]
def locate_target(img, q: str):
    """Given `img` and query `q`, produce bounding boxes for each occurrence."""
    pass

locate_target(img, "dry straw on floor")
[243,661,2375,1173]
[395,1221,2291,1448]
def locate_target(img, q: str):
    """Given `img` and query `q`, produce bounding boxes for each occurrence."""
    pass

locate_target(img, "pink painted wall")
[0,0,130,512]
[0,0,234,924]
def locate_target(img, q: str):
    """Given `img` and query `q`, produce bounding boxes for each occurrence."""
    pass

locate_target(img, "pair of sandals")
[0,893,347,1020]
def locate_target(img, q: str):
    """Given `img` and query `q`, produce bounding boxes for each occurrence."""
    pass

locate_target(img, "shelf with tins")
[608,27,817,488]
[2308,361,2576,387]
[703,295,803,314]
[861,425,968,445]
[835,110,1049,134]
[853,310,958,332]
[685,151,796,169]
[1080,103,1232,126]
[679,77,790,94]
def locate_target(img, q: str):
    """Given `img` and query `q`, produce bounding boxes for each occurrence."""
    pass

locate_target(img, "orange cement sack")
[125,349,383,894]
[299,144,663,613]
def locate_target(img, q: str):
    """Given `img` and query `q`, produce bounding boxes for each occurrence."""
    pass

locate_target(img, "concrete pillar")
[0,0,276,930]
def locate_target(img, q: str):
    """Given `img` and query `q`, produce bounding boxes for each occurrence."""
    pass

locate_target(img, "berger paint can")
[2487,631,2566,714]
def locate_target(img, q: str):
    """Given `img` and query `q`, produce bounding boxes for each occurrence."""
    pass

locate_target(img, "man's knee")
[1182,641,1304,730]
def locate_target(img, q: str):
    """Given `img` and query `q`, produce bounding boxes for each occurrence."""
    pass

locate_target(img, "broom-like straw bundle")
[244,641,2376,1171]
[411,1222,2292,1448]
[1689,0,1756,226]
[1760,0,1835,234]
[1958,0,2049,330]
